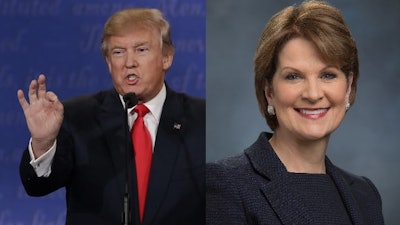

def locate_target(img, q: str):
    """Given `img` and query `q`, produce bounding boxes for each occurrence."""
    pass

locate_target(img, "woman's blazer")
[206,132,384,225]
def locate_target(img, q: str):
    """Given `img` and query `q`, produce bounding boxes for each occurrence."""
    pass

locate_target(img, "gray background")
[206,1,400,224]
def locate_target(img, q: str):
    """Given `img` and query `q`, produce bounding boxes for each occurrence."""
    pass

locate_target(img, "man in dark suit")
[17,8,204,225]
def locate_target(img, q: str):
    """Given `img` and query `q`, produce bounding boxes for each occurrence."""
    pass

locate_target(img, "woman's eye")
[285,73,300,80]
[321,73,337,80]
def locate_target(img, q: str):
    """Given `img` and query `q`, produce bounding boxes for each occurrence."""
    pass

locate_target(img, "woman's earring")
[345,102,350,111]
[267,105,275,115]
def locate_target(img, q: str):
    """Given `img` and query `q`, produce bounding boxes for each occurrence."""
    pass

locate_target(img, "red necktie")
[131,104,152,223]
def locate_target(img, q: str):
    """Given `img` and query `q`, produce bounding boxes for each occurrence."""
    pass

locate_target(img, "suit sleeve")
[361,176,382,207]
[206,163,247,225]
[340,166,385,225]
[19,123,74,197]
[360,176,385,224]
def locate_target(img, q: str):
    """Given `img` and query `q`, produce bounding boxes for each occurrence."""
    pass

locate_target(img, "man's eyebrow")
[108,41,150,52]
[133,41,149,47]
[109,45,126,51]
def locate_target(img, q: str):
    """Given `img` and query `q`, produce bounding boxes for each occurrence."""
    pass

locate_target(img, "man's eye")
[112,50,124,56]
[137,47,148,52]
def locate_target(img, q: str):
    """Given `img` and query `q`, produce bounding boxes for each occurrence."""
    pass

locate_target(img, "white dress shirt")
[28,84,166,177]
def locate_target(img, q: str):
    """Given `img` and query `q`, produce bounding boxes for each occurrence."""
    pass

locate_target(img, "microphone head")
[123,92,138,108]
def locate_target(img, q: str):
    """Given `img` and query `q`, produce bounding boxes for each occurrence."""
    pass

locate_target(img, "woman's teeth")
[299,109,327,115]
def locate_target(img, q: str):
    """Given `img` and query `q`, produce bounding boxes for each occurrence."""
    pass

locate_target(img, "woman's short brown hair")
[254,0,359,130]
[101,8,174,57]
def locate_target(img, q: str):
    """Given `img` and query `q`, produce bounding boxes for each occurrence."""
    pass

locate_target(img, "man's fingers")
[17,89,29,111]
[28,79,38,103]
[46,91,59,102]
[27,74,48,103]
[37,74,47,99]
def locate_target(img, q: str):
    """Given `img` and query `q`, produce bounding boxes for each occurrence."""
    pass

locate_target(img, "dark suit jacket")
[206,132,384,225]
[20,85,205,225]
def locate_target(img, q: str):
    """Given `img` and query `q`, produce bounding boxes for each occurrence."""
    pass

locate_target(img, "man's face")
[105,26,173,103]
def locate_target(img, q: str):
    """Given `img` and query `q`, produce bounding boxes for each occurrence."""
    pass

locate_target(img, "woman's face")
[265,37,352,141]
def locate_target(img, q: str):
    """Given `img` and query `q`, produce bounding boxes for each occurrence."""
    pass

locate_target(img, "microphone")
[122,92,137,225]
[123,92,138,108]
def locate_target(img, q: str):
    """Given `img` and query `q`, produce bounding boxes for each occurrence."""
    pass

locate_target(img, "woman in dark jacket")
[206,1,384,224]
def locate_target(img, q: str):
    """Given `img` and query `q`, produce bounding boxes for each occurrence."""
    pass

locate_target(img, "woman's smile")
[295,108,329,120]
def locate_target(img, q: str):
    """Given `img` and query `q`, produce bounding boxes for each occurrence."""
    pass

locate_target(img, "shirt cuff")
[28,138,57,178]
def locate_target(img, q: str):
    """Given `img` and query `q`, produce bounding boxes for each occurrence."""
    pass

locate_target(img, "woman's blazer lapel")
[245,132,367,224]
[245,133,315,224]
[326,158,366,225]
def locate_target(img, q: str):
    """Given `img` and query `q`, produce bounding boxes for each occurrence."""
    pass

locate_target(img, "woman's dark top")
[287,172,352,224]
[206,132,385,225]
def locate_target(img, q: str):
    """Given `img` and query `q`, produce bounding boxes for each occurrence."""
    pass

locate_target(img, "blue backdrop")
[0,0,205,223]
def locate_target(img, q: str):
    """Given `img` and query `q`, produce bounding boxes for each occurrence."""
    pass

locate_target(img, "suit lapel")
[97,89,136,203]
[245,133,315,224]
[247,133,366,224]
[142,88,184,224]
[326,158,364,225]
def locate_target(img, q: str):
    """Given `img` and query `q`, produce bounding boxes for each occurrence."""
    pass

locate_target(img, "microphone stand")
[122,93,137,225]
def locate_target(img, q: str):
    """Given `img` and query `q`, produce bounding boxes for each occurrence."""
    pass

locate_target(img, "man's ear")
[162,53,174,70]
[105,56,112,74]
